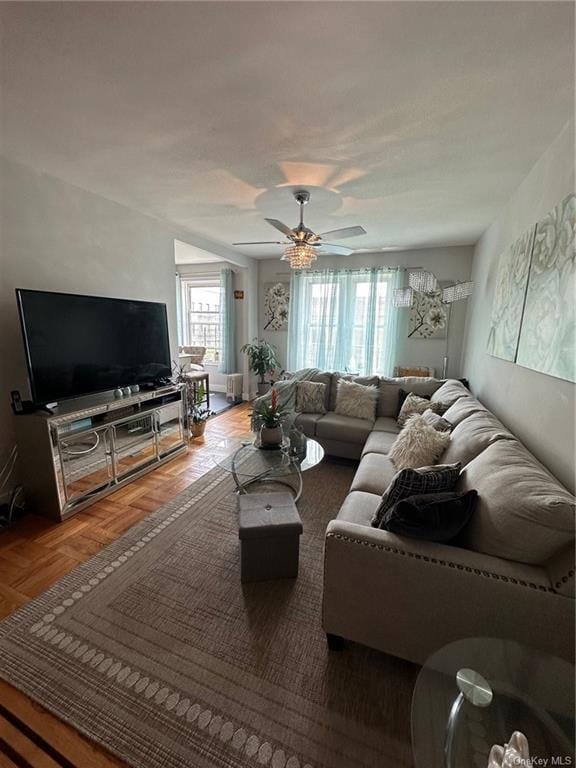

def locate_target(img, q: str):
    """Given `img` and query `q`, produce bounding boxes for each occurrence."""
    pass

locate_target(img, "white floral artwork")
[263,282,290,331]
[408,290,449,339]
[486,227,536,362]
[516,193,575,382]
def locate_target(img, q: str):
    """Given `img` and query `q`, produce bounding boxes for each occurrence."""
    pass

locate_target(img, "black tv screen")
[17,289,172,404]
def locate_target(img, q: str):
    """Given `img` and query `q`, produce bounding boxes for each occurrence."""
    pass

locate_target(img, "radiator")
[226,374,243,403]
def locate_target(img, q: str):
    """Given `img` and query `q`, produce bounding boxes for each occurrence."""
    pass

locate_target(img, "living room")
[0,2,574,767]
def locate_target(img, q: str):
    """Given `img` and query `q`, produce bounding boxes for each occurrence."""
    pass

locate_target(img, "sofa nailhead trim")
[326,533,557,594]
[555,569,575,590]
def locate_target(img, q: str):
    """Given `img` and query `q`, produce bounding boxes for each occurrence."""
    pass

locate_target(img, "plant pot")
[190,420,207,438]
[257,382,270,396]
[259,425,283,448]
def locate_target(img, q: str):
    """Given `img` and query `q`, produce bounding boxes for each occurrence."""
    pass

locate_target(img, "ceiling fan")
[233,190,367,267]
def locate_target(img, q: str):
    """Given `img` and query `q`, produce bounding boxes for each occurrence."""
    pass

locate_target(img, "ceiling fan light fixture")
[442,281,474,303]
[409,270,438,293]
[393,287,414,308]
[282,243,317,269]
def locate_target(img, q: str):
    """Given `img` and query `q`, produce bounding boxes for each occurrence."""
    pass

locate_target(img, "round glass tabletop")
[214,435,324,480]
[411,637,575,768]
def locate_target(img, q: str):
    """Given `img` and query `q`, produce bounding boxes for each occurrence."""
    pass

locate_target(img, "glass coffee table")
[411,637,575,768]
[214,436,324,502]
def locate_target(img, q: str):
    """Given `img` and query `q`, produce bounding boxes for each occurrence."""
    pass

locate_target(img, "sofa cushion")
[457,441,576,565]
[337,490,382,527]
[329,373,379,411]
[350,453,397,496]
[442,396,488,426]
[377,376,442,417]
[294,412,324,438]
[361,430,399,457]
[430,379,470,407]
[295,381,326,414]
[372,416,401,434]
[388,414,451,471]
[334,379,379,421]
[441,411,516,467]
[316,412,374,444]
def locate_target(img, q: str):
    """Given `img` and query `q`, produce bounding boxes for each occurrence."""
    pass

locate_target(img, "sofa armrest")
[323,520,574,664]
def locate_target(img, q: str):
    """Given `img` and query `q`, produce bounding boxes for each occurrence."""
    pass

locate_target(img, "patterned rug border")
[0,467,321,768]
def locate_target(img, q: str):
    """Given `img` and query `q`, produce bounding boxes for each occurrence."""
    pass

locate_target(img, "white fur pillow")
[389,414,451,470]
[335,379,378,421]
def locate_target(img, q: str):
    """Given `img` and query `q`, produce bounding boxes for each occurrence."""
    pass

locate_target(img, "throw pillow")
[397,392,445,426]
[421,408,453,432]
[295,381,326,414]
[397,388,429,413]
[388,414,451,471]
[334,379,378,421]
[379,490,478,542]
[371,463,462,527]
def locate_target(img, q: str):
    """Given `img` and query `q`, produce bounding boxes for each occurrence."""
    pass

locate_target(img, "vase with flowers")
[253,387,286,448]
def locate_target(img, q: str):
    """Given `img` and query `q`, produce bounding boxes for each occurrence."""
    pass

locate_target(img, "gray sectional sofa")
[293,372,575,664]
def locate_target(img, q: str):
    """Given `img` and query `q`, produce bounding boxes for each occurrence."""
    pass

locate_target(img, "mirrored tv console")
[13,384,188,521]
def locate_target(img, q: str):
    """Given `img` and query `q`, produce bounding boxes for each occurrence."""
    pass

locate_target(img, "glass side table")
[411,637,574,768]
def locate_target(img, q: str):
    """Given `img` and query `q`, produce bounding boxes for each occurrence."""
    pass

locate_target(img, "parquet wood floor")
[0,403,252,767]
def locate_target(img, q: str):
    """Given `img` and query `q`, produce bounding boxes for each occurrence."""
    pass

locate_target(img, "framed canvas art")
[486,227,536,362]
[516,194,575,382]
[263,282,290,331]
[408,289,450,339]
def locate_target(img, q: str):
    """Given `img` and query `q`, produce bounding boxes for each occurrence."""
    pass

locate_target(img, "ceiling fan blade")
[233,241,284,246]
[265,218,295,237]
[317,244,355,256]
[318,225,367,240]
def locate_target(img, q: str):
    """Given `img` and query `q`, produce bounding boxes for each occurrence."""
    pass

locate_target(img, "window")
[287,268,401,376]
[180,278,222,363]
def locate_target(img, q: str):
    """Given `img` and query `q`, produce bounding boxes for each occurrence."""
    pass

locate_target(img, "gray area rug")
[0,462,416,768]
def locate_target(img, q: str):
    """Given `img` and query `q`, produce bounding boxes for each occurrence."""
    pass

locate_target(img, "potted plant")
[253,387,285,447]
[240,338,279,396]
[189,382,214,438]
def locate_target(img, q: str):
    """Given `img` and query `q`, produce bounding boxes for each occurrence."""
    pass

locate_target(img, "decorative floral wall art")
[486,226,536,362]
[516,194,575,382]
[263,282,290,331]
[408,290,450,339]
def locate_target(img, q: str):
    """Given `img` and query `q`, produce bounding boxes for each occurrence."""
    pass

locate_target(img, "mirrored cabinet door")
[54,424,113,506]
[156,403,185,457]
[112,412,157,480]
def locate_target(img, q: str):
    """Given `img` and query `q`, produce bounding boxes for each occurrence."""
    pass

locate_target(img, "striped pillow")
[372,463,462,528]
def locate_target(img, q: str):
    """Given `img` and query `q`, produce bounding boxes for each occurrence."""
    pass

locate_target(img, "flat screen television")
[16,289,172,405]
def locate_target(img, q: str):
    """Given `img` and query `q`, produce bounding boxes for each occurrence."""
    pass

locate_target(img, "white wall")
[258,247,473,378]
[0,157,217,479]
[462,121,575,491]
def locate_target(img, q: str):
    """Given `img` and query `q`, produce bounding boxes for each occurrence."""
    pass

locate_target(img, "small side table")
[184,371,210,410]
[238,492,303,582]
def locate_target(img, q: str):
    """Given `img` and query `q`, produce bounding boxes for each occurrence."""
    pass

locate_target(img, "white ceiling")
[1,2,573,260]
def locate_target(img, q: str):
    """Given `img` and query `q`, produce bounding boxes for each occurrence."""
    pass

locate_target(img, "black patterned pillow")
[371,463,462,527]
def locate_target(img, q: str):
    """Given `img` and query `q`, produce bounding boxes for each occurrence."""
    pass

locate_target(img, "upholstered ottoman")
[238,492,303,582]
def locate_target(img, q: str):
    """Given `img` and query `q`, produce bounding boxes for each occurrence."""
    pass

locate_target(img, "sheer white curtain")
[287,267,402,375]
[219,267,236,374]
